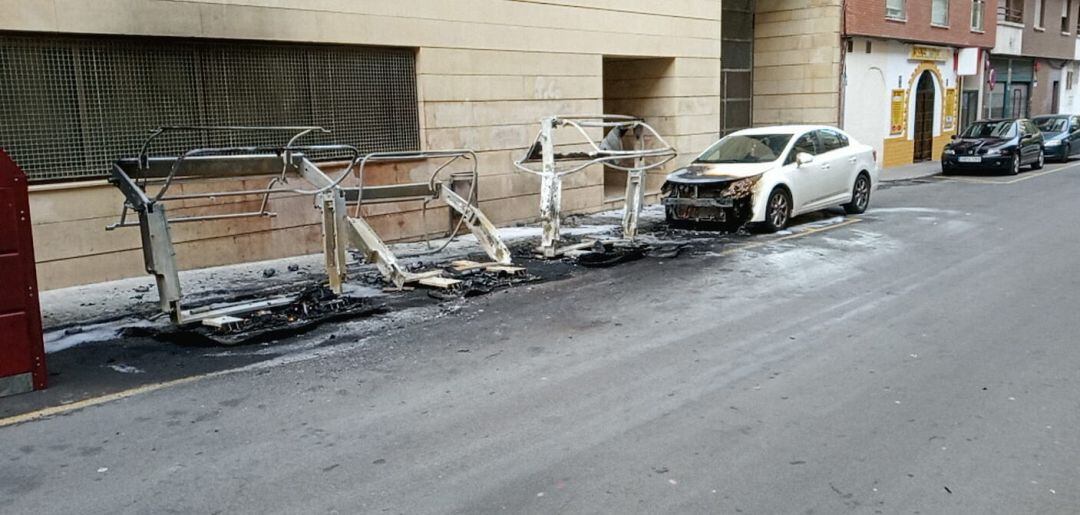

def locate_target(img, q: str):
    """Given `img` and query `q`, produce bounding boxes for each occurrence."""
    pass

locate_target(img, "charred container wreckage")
[662,165,759,229]
[106,125,514,340]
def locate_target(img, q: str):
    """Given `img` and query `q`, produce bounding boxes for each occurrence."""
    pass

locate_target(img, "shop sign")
[890,89,907,135]
[910,45,951,62]
[944,88,957,131]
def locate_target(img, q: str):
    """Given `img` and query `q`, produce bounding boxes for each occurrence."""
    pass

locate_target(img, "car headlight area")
[662,174,762,227]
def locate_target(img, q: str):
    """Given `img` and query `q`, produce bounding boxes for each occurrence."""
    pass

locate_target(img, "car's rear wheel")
[1008,155,1021,175]
[761,187,791,233]
[844,173,871,214]
[1031,151,1044,170]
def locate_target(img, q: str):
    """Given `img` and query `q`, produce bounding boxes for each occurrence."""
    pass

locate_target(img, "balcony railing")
[998,4,1023,23]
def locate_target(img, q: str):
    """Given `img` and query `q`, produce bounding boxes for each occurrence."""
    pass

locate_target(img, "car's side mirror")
[950,134,957,140]
[796,152,814,166]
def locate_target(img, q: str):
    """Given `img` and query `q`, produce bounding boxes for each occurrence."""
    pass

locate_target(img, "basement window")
[0,35,421,183]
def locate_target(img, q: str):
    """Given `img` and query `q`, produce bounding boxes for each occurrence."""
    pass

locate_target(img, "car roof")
[1032,114,1069,118]
[731,125,836,136]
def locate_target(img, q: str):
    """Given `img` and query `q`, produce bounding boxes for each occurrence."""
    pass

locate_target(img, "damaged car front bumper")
[662,173,761,226]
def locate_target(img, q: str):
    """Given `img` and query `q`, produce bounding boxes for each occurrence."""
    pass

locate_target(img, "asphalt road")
[4,163,1080,514]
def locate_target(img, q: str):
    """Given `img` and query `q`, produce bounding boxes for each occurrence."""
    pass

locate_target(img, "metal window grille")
[721,0,753,136]
[0,34,420,182]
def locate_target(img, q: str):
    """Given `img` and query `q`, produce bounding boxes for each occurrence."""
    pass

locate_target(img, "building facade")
[1,1,727,290]
[842,0,997,167]
[988,0,1079,119]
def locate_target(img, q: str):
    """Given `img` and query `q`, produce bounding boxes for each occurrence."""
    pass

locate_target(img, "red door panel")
[0,149,46,395]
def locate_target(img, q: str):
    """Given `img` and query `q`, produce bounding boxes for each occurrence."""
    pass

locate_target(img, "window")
[1002,0,1023,23]
[886,0,906,19]
[1034,116,1068,132]
[817,130,849,152]
[1035,0,1046,28]
[972,0,986,30]
[786,133,819,164]
[0,35,421,182]
[960,120,1017,138]
[932,0,950,25]
[697,134,793,164]
[1063,0,1072,32]
[1076,0,1080,32]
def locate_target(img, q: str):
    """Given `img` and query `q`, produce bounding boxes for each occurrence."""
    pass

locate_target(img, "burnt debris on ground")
[41,205,853,351]
[133,286,390,346]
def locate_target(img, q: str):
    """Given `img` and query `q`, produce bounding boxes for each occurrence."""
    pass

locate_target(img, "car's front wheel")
[761,187,791,233]
[1008,155,1021,175]
[844,173,871,214]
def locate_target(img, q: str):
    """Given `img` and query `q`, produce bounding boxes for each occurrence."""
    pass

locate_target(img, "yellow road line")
[937,161,1080,185]
[0,369,234,429]
[1,217,864,429]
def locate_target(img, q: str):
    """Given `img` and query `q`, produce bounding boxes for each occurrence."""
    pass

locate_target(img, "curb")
[880,167,942,183]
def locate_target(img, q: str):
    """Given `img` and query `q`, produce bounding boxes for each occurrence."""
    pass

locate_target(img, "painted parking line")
[0,216,864,429]
[935,161,1080,185]
[0,370,230,429]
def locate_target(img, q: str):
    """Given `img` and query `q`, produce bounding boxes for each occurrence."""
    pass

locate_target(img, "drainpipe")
[838,0,848,128]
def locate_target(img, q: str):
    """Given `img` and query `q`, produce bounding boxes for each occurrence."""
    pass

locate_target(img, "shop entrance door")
[913,71,936,162]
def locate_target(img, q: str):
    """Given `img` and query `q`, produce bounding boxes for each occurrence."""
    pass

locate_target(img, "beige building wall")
[752,0,842,126]
[2,0,722,289]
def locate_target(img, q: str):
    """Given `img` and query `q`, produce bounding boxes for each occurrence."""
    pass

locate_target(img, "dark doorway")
[602,57,674,200]
[913,71,936,162]
[961,90,979,131]
[1052,80,1061,113]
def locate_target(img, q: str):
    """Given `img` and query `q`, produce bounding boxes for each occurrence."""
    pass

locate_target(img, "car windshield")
[960,121,1016,139]
[1035,117,1068,134]
[696,134,793,164]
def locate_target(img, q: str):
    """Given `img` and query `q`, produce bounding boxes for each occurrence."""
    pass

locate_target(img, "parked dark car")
[941,118,1044,175]
[1032,114,1080,161]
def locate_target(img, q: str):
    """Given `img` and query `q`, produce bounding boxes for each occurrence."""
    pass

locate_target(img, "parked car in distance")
[1032,114,1080,162]
[942,118,1044,175]
[661,126,879,233]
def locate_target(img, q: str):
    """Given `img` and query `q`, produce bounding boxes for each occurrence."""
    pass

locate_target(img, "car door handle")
[849,157,858,163]
[821,164,831,170]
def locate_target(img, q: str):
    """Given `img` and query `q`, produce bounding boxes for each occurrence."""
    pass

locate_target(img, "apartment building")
[842,0,996,167]
[0,1,726,289]
[990,0,1080,117]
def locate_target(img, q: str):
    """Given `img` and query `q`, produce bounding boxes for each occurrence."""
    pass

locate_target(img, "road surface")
[4,163,1080,513]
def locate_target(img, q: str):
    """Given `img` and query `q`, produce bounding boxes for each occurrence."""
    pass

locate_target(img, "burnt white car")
[662,126,879,232]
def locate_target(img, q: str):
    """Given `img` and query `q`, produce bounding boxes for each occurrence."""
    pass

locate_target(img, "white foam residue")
[108,364,145,374]
[44,318,158,354]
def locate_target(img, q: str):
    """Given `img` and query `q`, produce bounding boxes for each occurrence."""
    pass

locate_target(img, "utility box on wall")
[0,149,46,397]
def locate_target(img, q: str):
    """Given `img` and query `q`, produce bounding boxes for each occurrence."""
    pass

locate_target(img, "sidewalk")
[880,160,942,182]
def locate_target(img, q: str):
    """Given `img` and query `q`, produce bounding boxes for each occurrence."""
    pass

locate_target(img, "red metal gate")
[0,149,47,396]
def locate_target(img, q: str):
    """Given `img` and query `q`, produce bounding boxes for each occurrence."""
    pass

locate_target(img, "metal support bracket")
[513,115,677,258]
